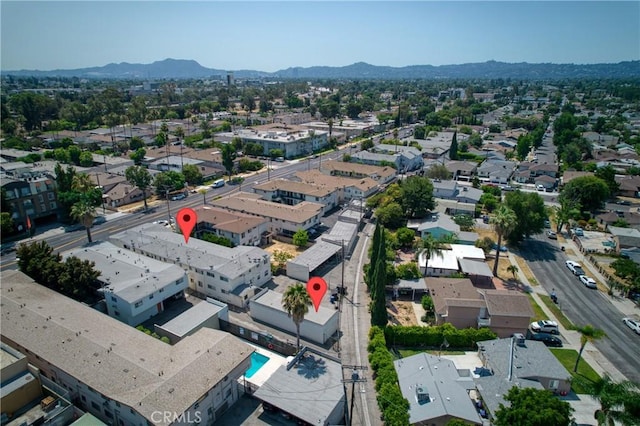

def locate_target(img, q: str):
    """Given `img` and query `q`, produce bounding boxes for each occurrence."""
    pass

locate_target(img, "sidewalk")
[507,250,629,383]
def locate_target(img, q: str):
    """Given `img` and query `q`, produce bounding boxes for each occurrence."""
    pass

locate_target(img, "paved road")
[518,234,640,383]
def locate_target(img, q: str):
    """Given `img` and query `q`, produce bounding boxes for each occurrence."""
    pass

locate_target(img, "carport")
[459,259,494,287]
[286,240,342,282]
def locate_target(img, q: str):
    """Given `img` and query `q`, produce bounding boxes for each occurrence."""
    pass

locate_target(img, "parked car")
[547,230,557,239]
[527,331,563,347]
[171,193,186,201]
[92,216,106,225]
[530,320,559,335]
[622,317,640,335]
[573,227,584,236]
[565,260,585,276]
[579,275,597,289]
[544,220,551,229]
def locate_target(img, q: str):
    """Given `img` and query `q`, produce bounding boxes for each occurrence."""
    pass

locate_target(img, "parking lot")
[574,230,616,254]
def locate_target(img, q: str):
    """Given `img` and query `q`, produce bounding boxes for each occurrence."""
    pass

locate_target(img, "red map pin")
[306,277,327,312]
[176,208,197,243]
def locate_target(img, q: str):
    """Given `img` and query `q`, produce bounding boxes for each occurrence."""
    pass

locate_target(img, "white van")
[212,179,225,188]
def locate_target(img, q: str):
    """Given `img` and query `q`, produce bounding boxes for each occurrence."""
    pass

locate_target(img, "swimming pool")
[245,352,269,378]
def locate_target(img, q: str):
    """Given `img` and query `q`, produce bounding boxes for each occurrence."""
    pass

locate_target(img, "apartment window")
[198,282,203,287]
[81,395,86,402]
[48,192,55,200]
[38,194,44,202]
[207,271,215,278]
[264,270,268,276]
[104,410,113,419]
[50,202,57,209]
[111,296,117,302]
[220,276,228,282]
[148,294,154,300]
[159,288,164,293]
[91,401,100,411]
[116,402,121,408]
[221,289,228,294]
[134,301,143,308]
[176,277,184,285]
[207,284,214,290]
[114,311,120,316]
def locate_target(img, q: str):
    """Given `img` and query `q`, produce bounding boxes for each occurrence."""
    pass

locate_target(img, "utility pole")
[342,364,368,426]
[336,240,346,354]
[166,189,172,222]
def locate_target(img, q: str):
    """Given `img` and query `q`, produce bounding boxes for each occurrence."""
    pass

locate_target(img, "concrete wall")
[286,261,310,282]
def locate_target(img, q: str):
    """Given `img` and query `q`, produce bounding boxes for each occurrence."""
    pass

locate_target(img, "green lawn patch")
[527,294,548,322]
[550,348,600,394]
[539,294,574,330]
[397,348,466,358]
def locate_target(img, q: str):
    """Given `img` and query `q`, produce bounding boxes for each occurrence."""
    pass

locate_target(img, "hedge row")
[384,323,497,348]
[368,326,410,426]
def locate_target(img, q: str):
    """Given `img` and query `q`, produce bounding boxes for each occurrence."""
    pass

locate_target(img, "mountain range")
[3,58,639,80]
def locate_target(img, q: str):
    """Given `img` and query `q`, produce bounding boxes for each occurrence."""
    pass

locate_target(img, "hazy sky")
[1,1,638,72]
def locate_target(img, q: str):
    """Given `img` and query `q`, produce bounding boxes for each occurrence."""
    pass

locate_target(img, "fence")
[219,319,297,357]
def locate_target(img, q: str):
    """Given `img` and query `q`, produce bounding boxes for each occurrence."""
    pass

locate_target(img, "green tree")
[376,202,405,228]
[79,151,94,167]
[595,165,620,196]
[560,176,610,214]
[221,143,236,181]
[292,228,309,248]
[70,199,97,243]
[1,212,13,237]
[425,164,453,180]
[579,374,640,426]
[129,136,146,151]
[361,139,374,151]
[449,131,458,160]
[417,234,448,275]
[272,250,294,272]
[494,387,573,426]
[125,165,152,211]
[58,256,101,301]
[491,205,517,276]
[153,171,185,196]
[475,236,495,255]
[453,214,475,231]
[507,264,519,280]
[554,199,581,234]
[396,227,416,248]
[504,191,546,244]
[370,224,388,327]
[572,324,606,373]
[400,176,435,218]
[182,164,203,185]
[129,147,146,165]
[16,241,62,289]
[282,283,312,350]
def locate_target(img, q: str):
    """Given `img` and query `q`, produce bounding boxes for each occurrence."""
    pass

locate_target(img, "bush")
[384,323,497,348]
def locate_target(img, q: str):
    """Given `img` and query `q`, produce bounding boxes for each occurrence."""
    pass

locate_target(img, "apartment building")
[252,179,339,215]
[193,205,269,246]
[320,160,396,185]
[0,270,252,426]
[110,223,271,308]
[211,192,323,237]
[1,174,59,232]
[295,170,380,201]
[62,242,188,326]
[216,123,328,159]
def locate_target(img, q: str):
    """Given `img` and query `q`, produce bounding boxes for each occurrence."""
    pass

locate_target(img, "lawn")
[550,348,601,394]
[527,294,548,322]
[512,254,538,286]
[539,294,574,330]
[397,348,466,358]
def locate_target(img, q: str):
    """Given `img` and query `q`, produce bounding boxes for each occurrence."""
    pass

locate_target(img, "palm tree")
[554,200,581,234]
[491,205,517,276]
[573,324,607,373]
[282,283,312,350]
[416,234,453,276]
[198,188,207,205]
[507,264,519,280]
[70,199,97,243]
[71,173,94,193]
[574,374,640,426]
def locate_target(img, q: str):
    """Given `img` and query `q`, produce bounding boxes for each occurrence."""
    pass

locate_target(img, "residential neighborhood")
[2,59,640,426]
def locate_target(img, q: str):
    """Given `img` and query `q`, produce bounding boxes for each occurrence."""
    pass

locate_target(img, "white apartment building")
[0,270,253,426]
[252,179,339,215]
[110,223,271,308]
[211,192,323,237]
[62,242,188,326]
[216,124,328,159]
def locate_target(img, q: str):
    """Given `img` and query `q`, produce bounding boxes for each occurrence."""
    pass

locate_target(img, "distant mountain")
[3,58,639,80]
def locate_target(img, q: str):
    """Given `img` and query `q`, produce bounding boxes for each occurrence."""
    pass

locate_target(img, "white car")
[579,275,597,289]
[565,260,585,276]
[530,320,559,335]
[622,317,640,335]
[547,230,557,239]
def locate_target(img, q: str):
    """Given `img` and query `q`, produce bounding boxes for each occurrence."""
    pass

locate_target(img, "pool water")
[245,352,269,378]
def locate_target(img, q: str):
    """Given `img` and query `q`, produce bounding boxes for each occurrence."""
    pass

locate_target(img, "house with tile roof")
[193,205,269,246]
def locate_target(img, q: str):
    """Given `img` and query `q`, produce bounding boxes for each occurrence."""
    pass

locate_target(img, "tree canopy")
[559,176,610,213]
[399,176,435,219]
[504,190,547,244]
[494,387,573,426]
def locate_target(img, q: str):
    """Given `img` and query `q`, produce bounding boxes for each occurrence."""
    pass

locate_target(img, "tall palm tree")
[70,200,97,243]
[71,173,94,193]
[491,205,517,276]
[417,233,454,276]
[282,283,312,350]
[590,375,640,426]
[573,324,607,373]
[553,200,581,234]
[198,188,207,205]
[506,264,519,280]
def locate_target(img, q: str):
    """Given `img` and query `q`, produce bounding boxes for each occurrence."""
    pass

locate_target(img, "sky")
[1,1,639,72]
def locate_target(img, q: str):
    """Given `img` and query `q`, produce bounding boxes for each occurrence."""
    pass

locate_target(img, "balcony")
[478,317,491,327]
